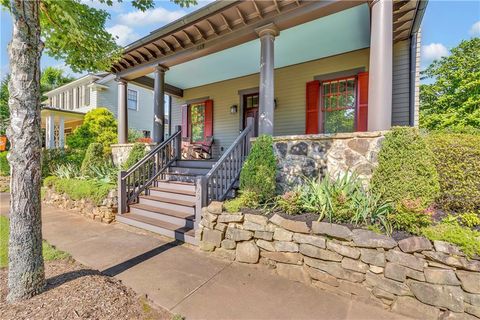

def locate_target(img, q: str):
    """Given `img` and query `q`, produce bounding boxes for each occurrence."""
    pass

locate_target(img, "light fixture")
[274,98,278,109]
[230,104,238,114]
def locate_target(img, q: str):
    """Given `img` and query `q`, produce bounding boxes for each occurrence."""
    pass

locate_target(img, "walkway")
[0,194,411,320]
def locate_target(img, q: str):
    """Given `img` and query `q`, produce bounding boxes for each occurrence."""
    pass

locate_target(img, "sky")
[0,0,479,80]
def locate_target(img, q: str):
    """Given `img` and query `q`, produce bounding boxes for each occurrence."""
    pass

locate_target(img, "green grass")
[0,215,69,268]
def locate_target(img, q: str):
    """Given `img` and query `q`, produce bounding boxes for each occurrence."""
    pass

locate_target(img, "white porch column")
[58,116,65,148]
[153,65,168,143]
[73,87,78,109]
[46,115,55,149]
[368,0,393,131]
[117,78,128,144]
[256,23,279,136]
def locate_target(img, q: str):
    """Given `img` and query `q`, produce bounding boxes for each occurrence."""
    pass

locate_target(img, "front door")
[243,92,259,136]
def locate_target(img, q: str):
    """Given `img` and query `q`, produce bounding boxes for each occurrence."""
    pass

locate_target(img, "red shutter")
[356,72,369,132]
[306,80,320,134]
[181,104,189,138]
[204,99,213,141]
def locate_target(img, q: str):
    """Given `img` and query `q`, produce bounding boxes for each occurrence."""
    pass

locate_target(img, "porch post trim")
[58,116,65,148]
[46,114,55,149]
[117,78,128,144]
[153,65,169,143]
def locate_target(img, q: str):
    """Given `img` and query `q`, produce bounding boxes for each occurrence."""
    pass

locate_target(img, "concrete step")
[138,195,195,215]
[149,186,196,202]
[117,213,197,245]
[130,202,194,228]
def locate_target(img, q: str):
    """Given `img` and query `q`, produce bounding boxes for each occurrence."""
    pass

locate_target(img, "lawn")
[0,215,69,268]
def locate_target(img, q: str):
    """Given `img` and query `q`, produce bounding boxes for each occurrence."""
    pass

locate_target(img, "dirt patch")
[0,176,9,193]
[0,259,173,320]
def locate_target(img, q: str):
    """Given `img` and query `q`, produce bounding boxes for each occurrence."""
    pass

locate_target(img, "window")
[190,103,205,143]
[142,130,151,138]
[127,89,138,110]
[321,77,356,133]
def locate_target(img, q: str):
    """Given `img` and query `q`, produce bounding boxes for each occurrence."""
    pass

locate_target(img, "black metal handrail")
[118,126,182,214]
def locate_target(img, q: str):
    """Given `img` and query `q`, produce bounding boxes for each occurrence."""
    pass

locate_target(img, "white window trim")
[127,88,139,111]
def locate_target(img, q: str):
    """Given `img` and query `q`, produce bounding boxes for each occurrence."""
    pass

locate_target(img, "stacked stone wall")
[198,202,480,320]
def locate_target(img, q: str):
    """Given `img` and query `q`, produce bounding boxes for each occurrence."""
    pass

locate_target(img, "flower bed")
[198,201,480,320]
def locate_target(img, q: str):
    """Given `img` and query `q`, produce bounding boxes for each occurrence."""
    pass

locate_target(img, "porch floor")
[0,194,413,320]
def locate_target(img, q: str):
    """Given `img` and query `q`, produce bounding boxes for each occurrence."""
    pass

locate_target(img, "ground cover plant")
[44,176,114,205]
[0,152,9,176]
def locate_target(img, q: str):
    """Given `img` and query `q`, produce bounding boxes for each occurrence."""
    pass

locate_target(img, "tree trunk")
[7,0,45,302]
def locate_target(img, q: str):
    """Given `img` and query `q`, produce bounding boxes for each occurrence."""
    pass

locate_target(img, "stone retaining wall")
[271,132,385,192]
[110,143,156,167]
[43,187,117,224]
[197,202,480,320]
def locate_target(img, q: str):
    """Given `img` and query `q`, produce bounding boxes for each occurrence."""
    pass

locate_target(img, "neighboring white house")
[41,72,170,149]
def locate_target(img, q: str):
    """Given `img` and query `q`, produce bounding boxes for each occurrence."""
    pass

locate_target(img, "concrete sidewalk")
[0,194,411,320]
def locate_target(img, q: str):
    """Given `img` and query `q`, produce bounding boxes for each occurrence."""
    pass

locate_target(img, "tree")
[2,0,195,302]
[420,38,480,131]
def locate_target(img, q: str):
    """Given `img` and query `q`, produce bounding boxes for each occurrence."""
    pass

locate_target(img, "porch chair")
[190,136,214,159]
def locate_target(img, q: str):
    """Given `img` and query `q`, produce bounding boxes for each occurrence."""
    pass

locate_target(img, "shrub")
[122,143,146,170]
[387,199,433,235]
[223,191,259,213]
[53,163,81,179]
[0,151,9,176]
[459,212,480,228]
[41,148,85,178]
[421,223,480,258]
[425,133,480,212]
[276,190,303,215]
[371,127,440,208]
[239,135,277,202]
[44,176,114,205]
[81,143,105,177]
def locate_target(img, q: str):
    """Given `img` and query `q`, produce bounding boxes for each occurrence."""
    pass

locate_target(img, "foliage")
[459,212,480,228]
[53,163,80,179]
[426,133,480,212]
[0,215,69,268]
[44,176,114,205]
[239,135,277,202]
[276,190,303,215]
[371,127,440,208]
[66,108,118,154]
[0,75,9,135]
[40,66,74,100]
[41,148,85,178]
[128,129,144,143]
[420,38,480,131]
[350,190,393,235]
[80,143,106,177]
[223,191,260,213]
[122,143,146,170]
[0,151,9,176]
[421,223,480,258]
[387,199,433,235]
[87,164,118,184]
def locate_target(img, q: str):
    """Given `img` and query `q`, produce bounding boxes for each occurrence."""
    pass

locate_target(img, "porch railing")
[118,126,182,214]
[196,119,254,225]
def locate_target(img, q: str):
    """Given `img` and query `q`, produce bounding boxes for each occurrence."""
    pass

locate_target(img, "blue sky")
[1,0,479,79]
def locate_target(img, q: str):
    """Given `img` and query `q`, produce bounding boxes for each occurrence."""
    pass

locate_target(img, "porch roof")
[112,0,426,80]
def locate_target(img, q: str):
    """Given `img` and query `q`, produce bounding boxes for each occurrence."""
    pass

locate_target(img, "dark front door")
[243,92,259,136]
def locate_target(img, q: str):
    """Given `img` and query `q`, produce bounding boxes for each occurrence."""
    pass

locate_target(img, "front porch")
[41,107,85,149]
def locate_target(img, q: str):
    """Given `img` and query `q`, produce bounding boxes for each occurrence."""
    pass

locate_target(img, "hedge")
[0,151,9,176]
[122,143,146,170]
[41,148,85,178]
[80,143,105,177]
[426,133,480,212]
[44,176,114,205]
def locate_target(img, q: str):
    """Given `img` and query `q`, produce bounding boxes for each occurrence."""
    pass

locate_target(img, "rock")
[200,218,215,229]
[384,263,425,282]
[304,257,365,283]
[207,201,223,214]
[441,311,479,320]
[243,221,265,231]
[275,142,288,158]
[463,259,480,272]
[385,249,425,271]
[423,251,464,268]
[221,239,236,250]
[199,241,215,252]
[465,293,480,306]
[327,241,360,259]
[341,258,369,273]
[372,287,395,301]
[217,214,244,223]
[434,240,464,256]
[274,241,299,253]
[456,270,480,294]
[214,222,228,232]
[347,139,370,155]
[424,268,460,286]
[305,266,339,287]
[338,280,371,297]
[465,303,480,318]
[215,248,236,261]
[290,142,308,156]
[427,261,456,270]
[300,244,342,261]
[202,229,223,247]
[391,296,441,320]
[244,214,268,226]
[276,263,310,284]
[407,280,465,312]
[195,228,203,241]
[203,210,218,223]
[369,266,384,274]
[398,236,433,253]
[311,222,353,240]
[254,231,273,241]
[273,228,293,241]
[225,227,253,241]
[293,233,326,249]
[236,241,259,264]
[261,252,302,265]
[314,280,352,298]
[365,272,412,296]
[352,229,396,249]
[256,239,275,252]
[269,214,309,233]
[360,248,386,267]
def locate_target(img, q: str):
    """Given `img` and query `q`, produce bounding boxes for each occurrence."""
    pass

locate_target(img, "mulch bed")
[0,259,173,320]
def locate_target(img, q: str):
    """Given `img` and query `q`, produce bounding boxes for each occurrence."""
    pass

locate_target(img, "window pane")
[324,108,355,133]
[191,104,205,142]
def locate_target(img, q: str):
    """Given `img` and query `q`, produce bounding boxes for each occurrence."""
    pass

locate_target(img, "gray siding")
[391,40,411,126]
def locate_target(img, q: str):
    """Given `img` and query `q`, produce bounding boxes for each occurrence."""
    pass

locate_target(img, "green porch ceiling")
[164,4,371,90]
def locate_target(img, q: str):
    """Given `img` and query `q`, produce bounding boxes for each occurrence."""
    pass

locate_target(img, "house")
[111,0,427,244]
[41,72,170,149]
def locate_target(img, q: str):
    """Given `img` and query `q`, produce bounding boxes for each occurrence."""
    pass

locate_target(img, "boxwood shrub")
[80,143,105,177]
[426,133,480,212]
[44,176,114,205]
[371,127,440,208]
[121,143,146,170]
[0,151,9,176]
